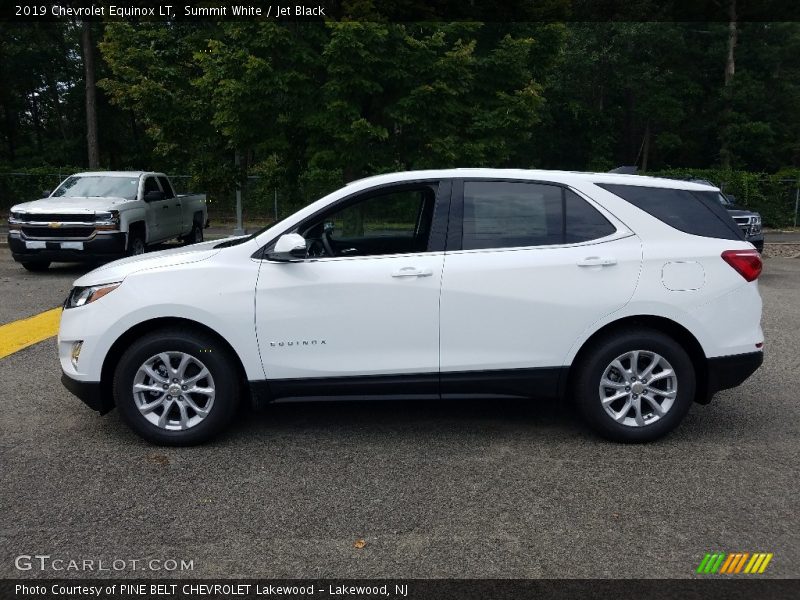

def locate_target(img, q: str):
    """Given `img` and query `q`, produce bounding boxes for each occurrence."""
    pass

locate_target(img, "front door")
[143,175,173,242]
[255,181,449,397]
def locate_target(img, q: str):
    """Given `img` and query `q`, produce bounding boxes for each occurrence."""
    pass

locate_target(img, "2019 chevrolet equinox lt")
[58,169,764,445]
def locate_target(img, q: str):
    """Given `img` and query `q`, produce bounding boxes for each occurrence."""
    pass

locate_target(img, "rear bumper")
[700,350,763,403]
[8,231,127,263]
[60,373,113,414]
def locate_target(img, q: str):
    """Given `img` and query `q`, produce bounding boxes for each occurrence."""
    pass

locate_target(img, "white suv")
[58,169,764,445]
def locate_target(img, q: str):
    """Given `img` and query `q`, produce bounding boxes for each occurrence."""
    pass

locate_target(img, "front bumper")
[700,350,764,403]
[8,231,127,263]
[60,373,113,414]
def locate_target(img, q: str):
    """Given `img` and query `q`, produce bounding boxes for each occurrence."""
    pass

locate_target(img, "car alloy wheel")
[132,351,215,431]
[598,350,677,427]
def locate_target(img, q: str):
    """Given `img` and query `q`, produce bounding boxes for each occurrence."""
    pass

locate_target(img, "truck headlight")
[8,211,23,229]
[95,210,120,230]
[65,282,121,309]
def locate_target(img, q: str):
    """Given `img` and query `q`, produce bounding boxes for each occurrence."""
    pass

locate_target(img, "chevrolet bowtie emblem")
[48,222,62,228]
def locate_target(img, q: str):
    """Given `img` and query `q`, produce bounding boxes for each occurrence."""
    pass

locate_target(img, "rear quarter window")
[596,183,744,241]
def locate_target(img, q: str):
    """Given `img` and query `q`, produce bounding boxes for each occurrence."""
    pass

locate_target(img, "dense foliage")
[2,20,799,224]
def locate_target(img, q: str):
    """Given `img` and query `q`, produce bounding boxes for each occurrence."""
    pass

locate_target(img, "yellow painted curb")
[0,307,61,359]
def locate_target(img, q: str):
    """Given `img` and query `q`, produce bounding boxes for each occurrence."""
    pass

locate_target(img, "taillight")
[721,249,762,282]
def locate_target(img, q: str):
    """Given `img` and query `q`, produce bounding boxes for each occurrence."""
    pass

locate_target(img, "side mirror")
[42,190,52,197]
[144,190,164,202]
[268,233,307,262]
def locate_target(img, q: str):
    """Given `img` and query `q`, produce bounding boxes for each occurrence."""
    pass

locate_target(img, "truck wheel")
[127,231,145,256]
[21,261,51,272]
[185,221,203,245]
[113,328,241,445]
[573,328,695,443]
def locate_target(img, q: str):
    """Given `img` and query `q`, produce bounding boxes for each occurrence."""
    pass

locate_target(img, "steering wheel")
[321,230,336,257]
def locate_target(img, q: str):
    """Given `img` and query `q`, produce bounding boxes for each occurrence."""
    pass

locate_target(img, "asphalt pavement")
[0,252,798,579]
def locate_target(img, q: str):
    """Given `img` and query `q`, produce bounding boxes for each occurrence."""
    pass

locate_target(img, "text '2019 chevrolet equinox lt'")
[58,169,764,445]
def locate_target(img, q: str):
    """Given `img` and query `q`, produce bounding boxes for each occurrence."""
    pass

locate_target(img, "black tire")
[127,229,146,256]
[113,328,240,445]
[21,261,51,272]
[573,328,695,443]
[184,221,203,245]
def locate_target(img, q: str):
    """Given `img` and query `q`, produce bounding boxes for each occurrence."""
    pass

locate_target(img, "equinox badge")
[269,340,327,348]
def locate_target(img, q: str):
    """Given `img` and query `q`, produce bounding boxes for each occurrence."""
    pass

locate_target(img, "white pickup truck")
[7,171,207,271]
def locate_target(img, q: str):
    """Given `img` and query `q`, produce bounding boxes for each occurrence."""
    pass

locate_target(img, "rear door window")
[565,190,616,243]
[597,184,744,240]
[460,182,616,250]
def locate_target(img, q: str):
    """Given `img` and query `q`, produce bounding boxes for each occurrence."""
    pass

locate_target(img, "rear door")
[438,179,642,398]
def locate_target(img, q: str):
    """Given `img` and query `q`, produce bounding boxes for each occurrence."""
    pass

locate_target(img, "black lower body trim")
[700,351,763,403]
[253,367,567,404]
[61,373,114,414]
[440,367,565,400]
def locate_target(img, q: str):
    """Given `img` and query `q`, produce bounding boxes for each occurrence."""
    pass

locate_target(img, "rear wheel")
[21,261,51,272]
[113,328,240,445]
[574,328,695,443]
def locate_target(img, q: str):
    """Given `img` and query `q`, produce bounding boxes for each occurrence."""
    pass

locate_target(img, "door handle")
[577,256,617,267]
[392,267,433,278]
[162,205,169,209]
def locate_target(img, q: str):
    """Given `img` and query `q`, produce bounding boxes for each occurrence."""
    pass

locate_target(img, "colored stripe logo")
[696,552,773,574]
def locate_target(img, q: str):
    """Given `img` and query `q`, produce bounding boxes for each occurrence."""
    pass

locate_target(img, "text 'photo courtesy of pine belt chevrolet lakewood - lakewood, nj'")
[19,168,762,446]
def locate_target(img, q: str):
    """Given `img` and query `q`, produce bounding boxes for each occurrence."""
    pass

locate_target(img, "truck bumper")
[8,231,127,263]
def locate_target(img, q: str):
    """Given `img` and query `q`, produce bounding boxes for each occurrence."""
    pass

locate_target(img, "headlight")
[95,210,120,228]
[9,211,24,227]
[65,282,121,309]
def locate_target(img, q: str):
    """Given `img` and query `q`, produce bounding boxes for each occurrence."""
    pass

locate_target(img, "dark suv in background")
[689,179,764,252]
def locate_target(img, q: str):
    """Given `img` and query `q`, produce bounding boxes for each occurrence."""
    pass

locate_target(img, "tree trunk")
[724,2,738,86]
[641,121,651,172]
[720,0,738,169]
[82,21,100,168]
[2,101,15,162]
[30,94,43,153]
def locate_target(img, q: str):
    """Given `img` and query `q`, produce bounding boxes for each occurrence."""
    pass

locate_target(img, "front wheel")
[113,328,240,445]
[573,328,695,443]
[127,231,146,256]
[184,222,203,245]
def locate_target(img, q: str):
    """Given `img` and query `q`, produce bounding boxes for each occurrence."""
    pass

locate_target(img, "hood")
[726,208,758,218]
[74,238,228,286]
[12,196,136,213]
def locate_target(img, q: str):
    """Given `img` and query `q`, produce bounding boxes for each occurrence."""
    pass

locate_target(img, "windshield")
[715,192,733,207]
[51,175,139,200]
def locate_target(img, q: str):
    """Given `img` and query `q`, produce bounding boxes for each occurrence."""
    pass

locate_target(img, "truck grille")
[21,213,96,223]
[22,226,95,239]
[732,216,759,237]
